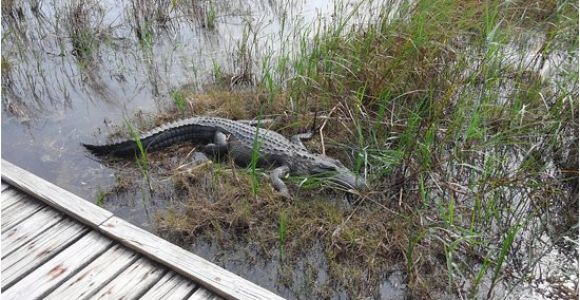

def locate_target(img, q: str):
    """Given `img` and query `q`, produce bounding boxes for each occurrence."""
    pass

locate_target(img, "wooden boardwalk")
[1,160,284,300]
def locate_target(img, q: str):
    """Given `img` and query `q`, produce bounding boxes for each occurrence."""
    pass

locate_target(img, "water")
[2,0,332,223]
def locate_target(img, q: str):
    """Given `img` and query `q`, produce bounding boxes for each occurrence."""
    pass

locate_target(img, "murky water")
[2,0,339,223]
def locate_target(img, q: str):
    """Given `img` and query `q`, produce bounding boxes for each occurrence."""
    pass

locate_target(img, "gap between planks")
[1,206,64,258]
[90,257,166,300]
[1,181,10,192]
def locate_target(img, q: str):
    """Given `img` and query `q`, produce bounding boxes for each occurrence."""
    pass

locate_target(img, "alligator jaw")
[329,168,367,192]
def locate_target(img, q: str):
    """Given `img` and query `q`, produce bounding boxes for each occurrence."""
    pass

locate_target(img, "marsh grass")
[95,190,107,207]
[170,90,187,114]
[278,209,288,258]
[108,0,577,298]
[204,3,217,30]
[61,1,112,67]
[126,120,151,188]
[129,0,160,48]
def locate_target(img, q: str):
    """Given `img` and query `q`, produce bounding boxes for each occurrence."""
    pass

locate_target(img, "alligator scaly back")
[83,118,218,157]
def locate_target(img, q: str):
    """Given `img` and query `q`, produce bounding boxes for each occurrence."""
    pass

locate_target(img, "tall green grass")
[256,0,578,297]
[126,120,151,189]
[278,209,288,258]
[249,114,265,196]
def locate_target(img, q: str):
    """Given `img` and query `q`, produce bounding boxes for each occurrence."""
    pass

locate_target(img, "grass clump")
[63,1,110,65]
[95,190,107,207]
[170,90,188,114]
[125,120,151,189]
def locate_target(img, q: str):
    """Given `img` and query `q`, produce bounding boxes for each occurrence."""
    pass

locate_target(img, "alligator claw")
[270,165,291,199]
[277,190,292,200]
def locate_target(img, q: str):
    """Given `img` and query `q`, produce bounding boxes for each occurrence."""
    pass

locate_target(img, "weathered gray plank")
[99,217,283,300]
[188,288,221,300]
[140,272,197,300]
[2,231,112,300]
[166,277,199,299]
[45,245,138,300]
[90,258,165,300]
[1,192,41,216]
[1,188,23,211]
[1,160,113,226]
[1,219,88,289]
[139,272,176,299]
[1,206,63,258]
[1,188,26,211]
[1,194,44,231]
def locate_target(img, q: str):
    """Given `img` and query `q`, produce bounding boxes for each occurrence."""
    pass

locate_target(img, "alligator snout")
[331,169,367,191]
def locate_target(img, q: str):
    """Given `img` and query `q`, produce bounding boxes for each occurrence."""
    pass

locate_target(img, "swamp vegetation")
[1,0,578,299]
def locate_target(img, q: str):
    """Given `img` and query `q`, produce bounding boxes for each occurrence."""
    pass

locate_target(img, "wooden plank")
[90,258,166,300]
[1,160,113,227]
[140,272,197,300]
[45,245,138,300]
[189,288,222,300]
[1,188,26,211]
[166,277,198,299]
[1,182,9,191]
[1,188,23,210]
[1,206,64,258]
[1,219,88,289]
[139,272,177,299]
[1,194,44,231]
[1,192,42,219]
[99,217,283,300]
[1,231,112,300]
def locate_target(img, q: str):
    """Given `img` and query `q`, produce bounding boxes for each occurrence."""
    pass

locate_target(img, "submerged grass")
[101,0,578,298]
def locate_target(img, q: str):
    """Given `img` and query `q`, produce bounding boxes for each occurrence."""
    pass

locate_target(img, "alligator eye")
[318,164,336,171]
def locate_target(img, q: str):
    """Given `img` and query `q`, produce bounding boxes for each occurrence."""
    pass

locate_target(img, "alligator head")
[294,153,367,191]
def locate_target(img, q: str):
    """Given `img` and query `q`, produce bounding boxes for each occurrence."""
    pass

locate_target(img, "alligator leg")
[270,165,291,199]
[203,131,228,159]
[191,152,211,166]
[290,132,314,150]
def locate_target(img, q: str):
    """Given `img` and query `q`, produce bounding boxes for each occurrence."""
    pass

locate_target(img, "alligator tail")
[82,141,141,157]
[83,123,216,157]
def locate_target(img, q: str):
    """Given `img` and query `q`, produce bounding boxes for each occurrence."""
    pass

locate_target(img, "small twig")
[398,188,403,206]
[319,105,339,155]
[456,281,465,300]
[230,159,239,183]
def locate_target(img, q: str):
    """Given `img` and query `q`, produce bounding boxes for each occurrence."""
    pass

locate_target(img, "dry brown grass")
[154,158,444,298]
[135,86,430,297]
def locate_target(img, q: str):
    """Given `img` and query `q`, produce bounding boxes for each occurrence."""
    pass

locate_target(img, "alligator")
[83,116,366,197]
